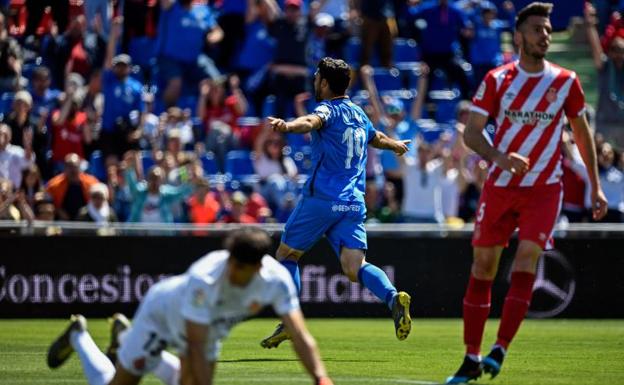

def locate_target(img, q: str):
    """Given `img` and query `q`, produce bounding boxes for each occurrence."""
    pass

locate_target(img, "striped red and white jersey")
[471,60,586,188]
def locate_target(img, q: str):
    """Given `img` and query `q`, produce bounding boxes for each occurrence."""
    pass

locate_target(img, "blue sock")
[357,263,397,310]
[280,260,301,295]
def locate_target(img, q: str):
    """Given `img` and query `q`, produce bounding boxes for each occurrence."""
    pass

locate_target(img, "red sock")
[463,275,493,355]
[496,271,535,350]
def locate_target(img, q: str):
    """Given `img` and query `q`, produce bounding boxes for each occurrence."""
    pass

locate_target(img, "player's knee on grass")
[339,249,365,282]
[512,240,542,273]
[471,247,503,279]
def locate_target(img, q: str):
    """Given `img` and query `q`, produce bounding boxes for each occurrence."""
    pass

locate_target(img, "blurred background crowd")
[0,0,623,228]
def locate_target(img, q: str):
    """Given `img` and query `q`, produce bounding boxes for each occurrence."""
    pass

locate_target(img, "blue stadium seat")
[372,67,402,91]
[225,150,256,180]
[430,90,460,123]
[345,37,362,66]
[87,151,107,182]
[200,152,219,175]
[0,92,14,115]
[393,38,420,65]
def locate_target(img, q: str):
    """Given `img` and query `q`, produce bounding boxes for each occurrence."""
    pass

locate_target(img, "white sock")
[466,353,481,362]
[152,350,181,385]
[70,330,116,385]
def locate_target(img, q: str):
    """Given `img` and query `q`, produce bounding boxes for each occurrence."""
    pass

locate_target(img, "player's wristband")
[316,377,334,385]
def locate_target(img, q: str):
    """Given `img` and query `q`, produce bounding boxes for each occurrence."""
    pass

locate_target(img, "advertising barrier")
[1,231,623,318]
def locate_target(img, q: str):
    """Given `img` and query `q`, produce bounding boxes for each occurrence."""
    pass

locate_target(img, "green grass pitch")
[1,319,622,385]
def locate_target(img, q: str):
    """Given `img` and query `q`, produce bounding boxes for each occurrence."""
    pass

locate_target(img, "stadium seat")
[87,151,107,182]
[345,37,362,67]
[200,152,219,175]
[430,90,460,123]
[0,92,14,115]
[225,150,256,181]
[393,38,421,66]
[372,67,402,91]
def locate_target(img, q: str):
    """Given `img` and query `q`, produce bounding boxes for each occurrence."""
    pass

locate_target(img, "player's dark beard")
[523,40,546,60]
[315,87,322,102]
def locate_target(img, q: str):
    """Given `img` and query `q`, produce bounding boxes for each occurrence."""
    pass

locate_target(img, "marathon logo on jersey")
[504,110,556,125]
[331,204,362,213]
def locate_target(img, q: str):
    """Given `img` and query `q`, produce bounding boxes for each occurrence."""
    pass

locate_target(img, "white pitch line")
[2,376,439,384]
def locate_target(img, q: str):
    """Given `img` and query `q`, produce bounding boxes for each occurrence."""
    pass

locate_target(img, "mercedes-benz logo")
[506,249,576,318]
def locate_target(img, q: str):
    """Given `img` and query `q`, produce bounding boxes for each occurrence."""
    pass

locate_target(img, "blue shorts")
[282,196,367,257]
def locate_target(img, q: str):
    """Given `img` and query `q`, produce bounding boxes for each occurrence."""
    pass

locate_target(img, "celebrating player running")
[446,2,608,384]
[261,57,413,349]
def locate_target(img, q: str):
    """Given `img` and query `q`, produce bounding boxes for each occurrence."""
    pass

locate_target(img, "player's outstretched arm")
[569,115,608,220]
[268,115,323,134]
[185,321,215,385]
[282,310,333,385]
[464,111,530,175]
[370,130,410,155]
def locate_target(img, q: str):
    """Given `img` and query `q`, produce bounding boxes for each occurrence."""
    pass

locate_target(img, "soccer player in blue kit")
[261,57,413,348]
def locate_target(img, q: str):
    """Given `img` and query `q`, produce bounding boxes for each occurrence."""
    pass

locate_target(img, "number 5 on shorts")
[477,202,486,223]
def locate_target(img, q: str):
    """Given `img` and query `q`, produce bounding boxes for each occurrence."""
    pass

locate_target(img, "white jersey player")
[47,228,334,385]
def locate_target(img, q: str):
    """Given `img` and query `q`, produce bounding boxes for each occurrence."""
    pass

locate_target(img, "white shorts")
[117,279,222,376]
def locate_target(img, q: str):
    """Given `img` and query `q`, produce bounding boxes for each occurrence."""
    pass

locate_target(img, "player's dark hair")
[317,57,351,96]
[515,2,552,30]
[225,228,273,265]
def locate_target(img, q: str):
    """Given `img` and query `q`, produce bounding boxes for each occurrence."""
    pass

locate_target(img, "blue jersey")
[305,97,377,203]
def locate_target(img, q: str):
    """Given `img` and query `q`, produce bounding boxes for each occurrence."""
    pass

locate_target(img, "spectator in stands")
[467,1,515,86]
[124,151,197,223]
[586,4,624,149]
[307,13,334,71]
[457,155,487,222]
[409,0,472,99]
[29,66,61,121]
[356,0,395,67]
[309,0,352,59]
[220,190,257,223]
[233,0,278,112]
[106,161,132,222]
[76,182,118,223]
[439,147,463,221]
[561,130,589,222]
[25,0,69,37]
[396,139,445,223]
[99,18,144,162]
[361,63,429,204]
[156,0,223,107]
[253,124,298,213]
[46,153,100,221]
[160,107,194,149]
[266,0,310,117]
[0,12,22,92]
[0,178,33,222]
[18,163,43,209]
[197,76,247,170]
[85,0,113,38]
[215,0,247,70]
[1,90,49,178]
[43,14,106,89]
[50,77,92,172]
[592,141,624,222]
[187,177,220,225]
[33,193,56,221]
[0,122,34,188]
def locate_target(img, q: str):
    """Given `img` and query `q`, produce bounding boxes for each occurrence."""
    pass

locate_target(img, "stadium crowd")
[0,0,623,227]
